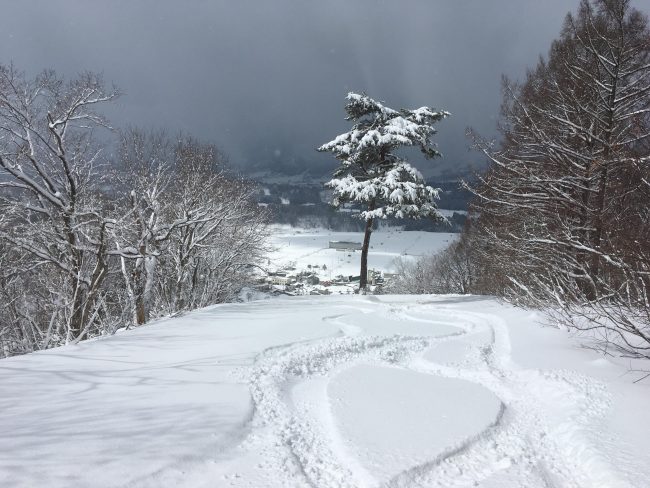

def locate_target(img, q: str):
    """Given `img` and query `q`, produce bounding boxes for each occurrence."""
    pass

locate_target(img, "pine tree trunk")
[359,217,373,292]
[359,200,376,292]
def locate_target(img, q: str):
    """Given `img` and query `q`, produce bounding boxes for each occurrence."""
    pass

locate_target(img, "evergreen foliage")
[319,93,450,221]
[318,92,449,289]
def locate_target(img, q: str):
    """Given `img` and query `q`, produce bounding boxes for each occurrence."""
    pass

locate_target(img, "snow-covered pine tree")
[318,92,450,291]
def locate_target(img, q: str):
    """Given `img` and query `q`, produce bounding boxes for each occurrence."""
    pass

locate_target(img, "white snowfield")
[267,227,457,278]
[1,295,649,488]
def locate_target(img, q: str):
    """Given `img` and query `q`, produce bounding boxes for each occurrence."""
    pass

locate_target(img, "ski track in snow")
[241,299,635,488]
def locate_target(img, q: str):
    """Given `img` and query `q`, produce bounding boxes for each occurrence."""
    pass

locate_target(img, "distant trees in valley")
[260,201,466,232]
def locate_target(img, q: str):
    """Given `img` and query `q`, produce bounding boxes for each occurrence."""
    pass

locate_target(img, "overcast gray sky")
[2,1,649,177]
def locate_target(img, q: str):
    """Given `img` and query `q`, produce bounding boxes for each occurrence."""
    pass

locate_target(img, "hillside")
[1,295,648,488]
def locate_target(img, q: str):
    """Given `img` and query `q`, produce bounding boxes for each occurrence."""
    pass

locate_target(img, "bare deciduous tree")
[467,0,650,359]
[113,130,270,325]
[0,64,119,344]
[0,66,270,358]
[387,233,477,295]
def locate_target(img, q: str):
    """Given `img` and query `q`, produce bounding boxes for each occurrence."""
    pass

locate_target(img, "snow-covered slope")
[1,295,649,488]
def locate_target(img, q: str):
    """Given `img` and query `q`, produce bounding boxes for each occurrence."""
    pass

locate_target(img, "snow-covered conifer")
[319,92,449,290]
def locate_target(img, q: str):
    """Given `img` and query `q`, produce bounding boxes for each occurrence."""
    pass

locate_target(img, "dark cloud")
[2,1,649,177]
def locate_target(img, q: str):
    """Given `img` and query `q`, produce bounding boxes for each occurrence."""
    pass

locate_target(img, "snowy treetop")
[344,92,398,119]
[322,91,450,289]
[318,92,449,222]
[319,92,450,162]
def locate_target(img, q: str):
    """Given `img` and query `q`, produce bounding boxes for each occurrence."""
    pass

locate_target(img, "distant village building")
[267,271,295,286]
[328,241,363,251]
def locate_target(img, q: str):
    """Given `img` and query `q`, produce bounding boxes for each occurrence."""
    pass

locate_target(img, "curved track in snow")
[1,295,647,488]
[242,298,636,488]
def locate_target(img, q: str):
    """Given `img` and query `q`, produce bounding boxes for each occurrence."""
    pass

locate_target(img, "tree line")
[0,66,268,357]
[393,0,650,361]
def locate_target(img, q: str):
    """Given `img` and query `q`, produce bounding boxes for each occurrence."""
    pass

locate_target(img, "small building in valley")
[328,241,363,251]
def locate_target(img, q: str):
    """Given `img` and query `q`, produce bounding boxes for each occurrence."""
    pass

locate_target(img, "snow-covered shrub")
[387,237,477,295]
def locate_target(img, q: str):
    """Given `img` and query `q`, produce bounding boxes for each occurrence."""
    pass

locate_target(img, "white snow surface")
[1,295,649,488]
[267,226,456,278]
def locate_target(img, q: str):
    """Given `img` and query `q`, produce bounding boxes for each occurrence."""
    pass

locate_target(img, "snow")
[267,226,457,279]
[1,295,649,488]
[328,365,502,484]
[326,162,442,220]
[437,208,467,218]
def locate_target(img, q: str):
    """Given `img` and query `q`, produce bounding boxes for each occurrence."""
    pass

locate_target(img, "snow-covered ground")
[1,295,649,488]
[267,226,456,279]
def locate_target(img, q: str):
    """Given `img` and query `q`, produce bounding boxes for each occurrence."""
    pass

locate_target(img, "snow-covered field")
[1,295,649,488]
[267,226,456,278]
